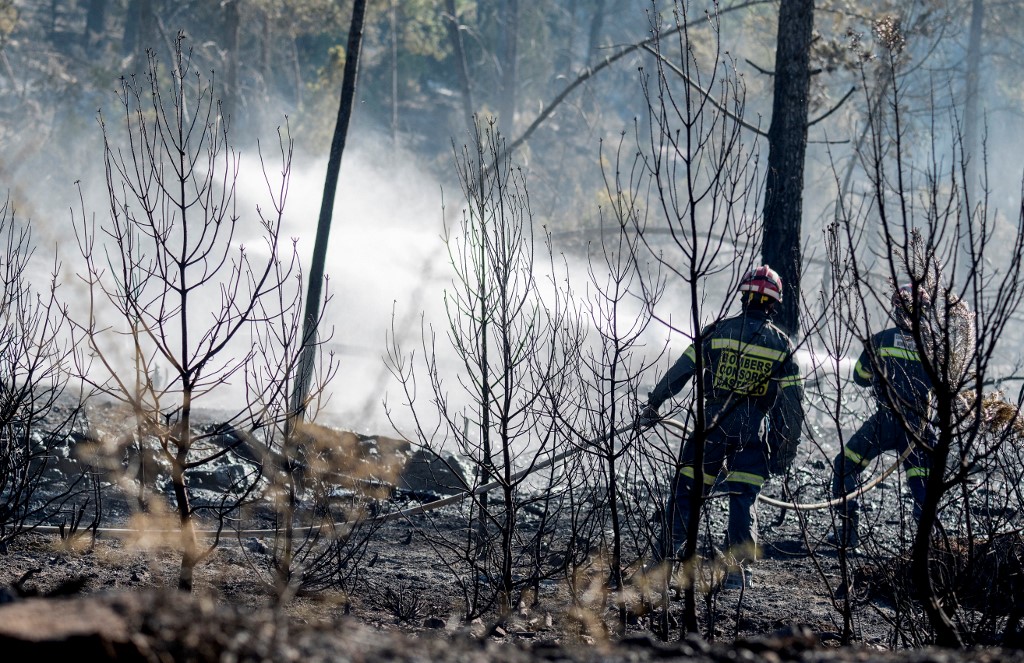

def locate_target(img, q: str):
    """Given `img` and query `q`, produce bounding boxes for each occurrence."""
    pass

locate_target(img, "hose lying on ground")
[30,417,908,537]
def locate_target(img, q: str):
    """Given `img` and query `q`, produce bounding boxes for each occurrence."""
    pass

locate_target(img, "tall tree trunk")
[963,0,984,193]
[552,0,577,78]
[390,0,400,151]
[586,0,607,64]
[498,0,519,136]
[123,0,155,69]
[84,0,107,50]
[761,0,814,336]
[444,0,476,134]
[289,0,367,423]
[261,10,271,93]
[960,0,984,284]
[222,0,241,126]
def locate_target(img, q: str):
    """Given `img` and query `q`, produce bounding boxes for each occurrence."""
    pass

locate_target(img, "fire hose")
[382,417,911,521]
[31,417,909,538]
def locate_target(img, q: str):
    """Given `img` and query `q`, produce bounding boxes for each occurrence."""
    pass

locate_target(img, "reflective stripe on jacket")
[854,327,932,420]
[648,307,804,442]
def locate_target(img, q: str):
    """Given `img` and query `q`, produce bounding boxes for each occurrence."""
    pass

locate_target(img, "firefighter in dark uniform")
[830,283,935,548]
[641,265,804,589]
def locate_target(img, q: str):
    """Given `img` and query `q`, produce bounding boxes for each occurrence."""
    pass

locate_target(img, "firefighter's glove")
[637,404,661,431]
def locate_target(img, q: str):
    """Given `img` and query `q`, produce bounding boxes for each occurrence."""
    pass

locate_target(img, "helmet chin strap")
[741,292,777,313]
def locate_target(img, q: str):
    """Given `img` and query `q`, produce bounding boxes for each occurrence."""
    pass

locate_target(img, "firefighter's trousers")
[832,408,933,520]
[661,430,769,565]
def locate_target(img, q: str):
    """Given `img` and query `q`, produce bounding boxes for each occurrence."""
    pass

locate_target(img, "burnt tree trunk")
[960,0,984,283]
[762,0,814,336]
[84,0,107,50]
[222,0,241,126]
[498,0,519,136]
[912,389,965,647]
[586,0,608,64]
[123,0,155,68]
[389,0,399,150]
[444,0,476,135]
[290,0,367,423]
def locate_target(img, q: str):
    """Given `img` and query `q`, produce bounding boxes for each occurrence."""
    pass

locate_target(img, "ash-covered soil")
[0,499,1017,662]
[0,406,1021,661]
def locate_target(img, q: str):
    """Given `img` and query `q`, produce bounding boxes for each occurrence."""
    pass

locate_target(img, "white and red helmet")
[738,265,783,303]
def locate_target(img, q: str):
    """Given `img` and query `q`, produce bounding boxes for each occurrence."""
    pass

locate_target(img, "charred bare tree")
[0,198,83,546]
[70,37,300,592]
[386,121,584,618]
[827,29,1024,646]
[632,1,765,636]
[573,134,668,632]
[229,132,386,604]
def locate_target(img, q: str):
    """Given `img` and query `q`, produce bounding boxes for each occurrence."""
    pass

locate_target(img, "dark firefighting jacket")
[648,307,804,462]
[853,326,933,422]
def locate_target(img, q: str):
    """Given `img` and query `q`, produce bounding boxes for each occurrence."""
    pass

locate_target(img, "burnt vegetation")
[3,0,1024,658]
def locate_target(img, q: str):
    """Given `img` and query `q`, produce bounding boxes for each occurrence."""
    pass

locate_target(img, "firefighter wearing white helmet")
[829,283,935,549]
[639,265,804,590]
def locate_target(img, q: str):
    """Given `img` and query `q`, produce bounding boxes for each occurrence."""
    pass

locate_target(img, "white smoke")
[233,138,452,434]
